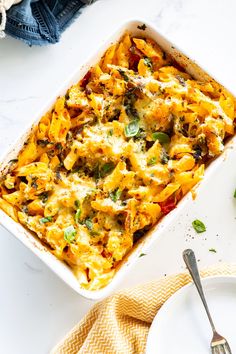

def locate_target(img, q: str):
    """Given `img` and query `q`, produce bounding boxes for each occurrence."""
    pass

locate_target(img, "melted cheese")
[1,34,235,290]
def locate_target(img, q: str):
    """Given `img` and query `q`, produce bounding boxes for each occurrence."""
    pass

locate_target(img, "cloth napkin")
[0,0,96,45]
[51,263,236,354]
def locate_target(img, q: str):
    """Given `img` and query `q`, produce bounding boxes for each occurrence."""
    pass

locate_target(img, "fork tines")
[212,342,232,354]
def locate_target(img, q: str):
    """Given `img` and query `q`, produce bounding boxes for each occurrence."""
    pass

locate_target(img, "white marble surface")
[1,0,236,353]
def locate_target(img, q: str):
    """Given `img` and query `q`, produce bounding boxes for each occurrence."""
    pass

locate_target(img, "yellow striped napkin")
[51,264,236,354]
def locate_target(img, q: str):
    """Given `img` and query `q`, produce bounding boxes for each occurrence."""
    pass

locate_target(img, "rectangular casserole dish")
[0,19,235,300]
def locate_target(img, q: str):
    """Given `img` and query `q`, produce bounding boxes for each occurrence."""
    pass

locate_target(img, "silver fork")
[183,249,232,354]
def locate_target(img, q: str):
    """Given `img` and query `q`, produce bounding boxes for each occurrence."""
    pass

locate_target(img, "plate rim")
[146,275,236,353]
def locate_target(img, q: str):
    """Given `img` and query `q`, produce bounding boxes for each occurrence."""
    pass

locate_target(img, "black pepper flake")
[37,139,50,147]
[137,23,147,31]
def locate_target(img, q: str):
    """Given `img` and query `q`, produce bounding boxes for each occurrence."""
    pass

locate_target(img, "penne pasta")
[1,33,235,290]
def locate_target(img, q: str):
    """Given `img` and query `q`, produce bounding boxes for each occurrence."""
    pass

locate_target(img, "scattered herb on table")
[139,253,146,258]
[209,248,217,253]
[192,219,206,233]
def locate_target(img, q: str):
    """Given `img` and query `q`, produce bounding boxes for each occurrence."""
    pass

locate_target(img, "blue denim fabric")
[5,0,95,46]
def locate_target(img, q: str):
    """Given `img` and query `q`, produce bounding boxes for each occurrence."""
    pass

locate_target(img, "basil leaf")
[39,216,52,224]
[192,219,206,233]
[75,209,81,224]
[100,162,115,177]
[139,253,146,258]
[124,120,140,137]
[64,225,76,243]
[147,157,157,166]
[152,132,170,144]
[85,218,93,230]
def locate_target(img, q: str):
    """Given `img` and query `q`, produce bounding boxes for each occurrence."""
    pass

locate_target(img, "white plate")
[146,276,236,354]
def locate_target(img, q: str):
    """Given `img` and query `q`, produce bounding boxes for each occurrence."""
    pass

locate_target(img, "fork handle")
[183,249,216,333]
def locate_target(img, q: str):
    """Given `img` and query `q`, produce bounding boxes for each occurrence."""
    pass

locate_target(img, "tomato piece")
[159,196,176,215]
[80,70,91,88]
[129,45,142,71]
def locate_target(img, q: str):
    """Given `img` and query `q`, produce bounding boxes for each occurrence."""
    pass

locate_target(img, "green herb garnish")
[71,166,81,173]
[118,69,129,82]
[147,157,157,166]
[90,230,99,236]
[152,132,170,144]
[192,219,206,233]
[124,120,140,137]
[209,248,217,253]
[39,216,52,224]
[109,189,122,202]
[234,189,236,198]
[139,253,146,258]
[144,57,153,69]
[37,139,50,147]
[160,151,169,164]
[75,209,81,224]
[38,191,49,203]
[74,200,80,208]
[108,129,113,136]
[85,218,93,230]
[64,225,76,243]
[100,162,115,177]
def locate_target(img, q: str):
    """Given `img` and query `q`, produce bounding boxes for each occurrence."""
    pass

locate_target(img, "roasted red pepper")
[159,196,176,215]
[80,70,92,88]
[129,45,142,71]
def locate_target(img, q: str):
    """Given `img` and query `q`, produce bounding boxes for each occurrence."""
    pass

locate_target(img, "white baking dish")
[0,20,235,300]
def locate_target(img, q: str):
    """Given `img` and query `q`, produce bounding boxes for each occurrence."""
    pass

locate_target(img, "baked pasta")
[0,33,235,290]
